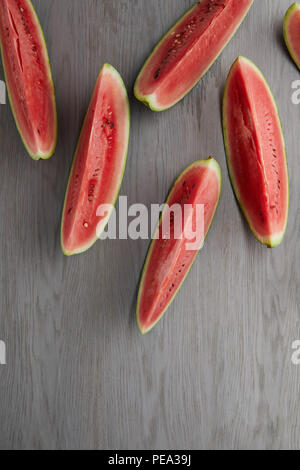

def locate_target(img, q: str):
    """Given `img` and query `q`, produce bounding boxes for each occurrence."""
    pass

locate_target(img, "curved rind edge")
[283,2,300,70]
[136,158,222,335]
[134,1,254,112]
[133,1,197,112]
[61,63,130,256]
[222,56,289,249]
[0,0,57,160]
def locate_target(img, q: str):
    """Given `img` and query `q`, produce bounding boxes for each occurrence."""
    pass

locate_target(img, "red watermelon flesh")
[61,64,130,256]
[284,2,300,70]
[134,0,253,111]
[223,57,289,247]
[137,159,221,334]
[0,0,57,159]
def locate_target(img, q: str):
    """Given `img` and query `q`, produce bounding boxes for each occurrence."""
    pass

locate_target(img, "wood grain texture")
[0,0,299,450]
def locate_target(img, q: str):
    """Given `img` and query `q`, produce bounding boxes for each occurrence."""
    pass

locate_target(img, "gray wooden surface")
[0,0,299,450]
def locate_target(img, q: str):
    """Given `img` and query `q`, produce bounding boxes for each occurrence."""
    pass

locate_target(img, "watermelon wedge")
[222,57,289,248]
[134,0,253,111]
[61,64,130,256]
[284,2,300,70]
[0,0,57,159]
[137,158,222,334]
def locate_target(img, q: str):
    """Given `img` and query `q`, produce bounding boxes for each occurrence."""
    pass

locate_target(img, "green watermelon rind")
[0,0,57,160]
[136,158,222,335]
[134,0,254,112]
[222,56,289,248]
[283,2,300,71]
[61,63,130,256]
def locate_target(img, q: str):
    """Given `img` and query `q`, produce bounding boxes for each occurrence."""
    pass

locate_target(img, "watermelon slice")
[0,0,57,159]
[134,0,253,111]
[284,2,300,70]
[61,64,130,256]
[222,57,289,248]
[137,158,221,334]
